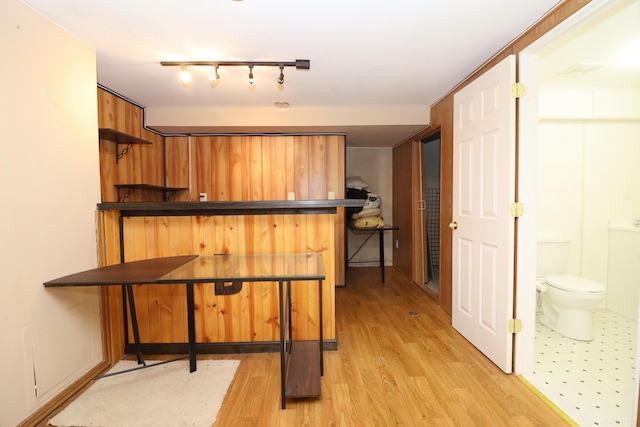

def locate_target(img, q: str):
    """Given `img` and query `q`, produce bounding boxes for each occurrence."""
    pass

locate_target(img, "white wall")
[0,2,102,425]
[346,147,394,265]
[538,86,640,289]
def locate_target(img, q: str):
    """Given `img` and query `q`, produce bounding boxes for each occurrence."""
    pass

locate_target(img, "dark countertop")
[97,199,365,216]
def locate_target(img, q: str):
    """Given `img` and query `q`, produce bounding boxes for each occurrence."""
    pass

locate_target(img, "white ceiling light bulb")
[179,66,191,86]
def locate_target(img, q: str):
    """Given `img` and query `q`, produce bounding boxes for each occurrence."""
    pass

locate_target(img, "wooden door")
[451,55,517,373]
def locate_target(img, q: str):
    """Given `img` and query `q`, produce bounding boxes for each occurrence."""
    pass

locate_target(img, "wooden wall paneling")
[327,135,346,286]
[212,137,230,201]
[194,215,215,342]
[166,216,188,342]
[97,210,125,362]
[165,136,190,201]
[259,136,272,200]
[124,217,150,342]
[309,135,328,200]
[193,137,211,202]
[264,214,284,340]
[270,136,288,200]
[326,135,345,196]
[285,136,296,196]
[238,137,250,201]
[294,136,310,200]
[147,217,165,343]
[247,137,264,201]
[295,215,310,338]
[155,217,177,343]
[125,103,142,189]
[437,99,454,315]
[97,88,166,203]
[116,212,336,346]
[229,137,243,201]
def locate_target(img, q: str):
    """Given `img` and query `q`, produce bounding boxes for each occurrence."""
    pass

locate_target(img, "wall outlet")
[287,192,296,200]
[199,193,207,202]
[327,191,335,200]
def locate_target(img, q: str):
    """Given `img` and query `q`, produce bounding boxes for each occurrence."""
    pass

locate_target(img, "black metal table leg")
[186,282,196,372]
[278,280,286,409]
[125,284,145,366]
[319,279,323,376]
[379,229,385,283]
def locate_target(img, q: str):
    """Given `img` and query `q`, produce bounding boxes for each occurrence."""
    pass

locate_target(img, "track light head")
[277,65,285,85]
[248,65,255,84]
[208,65,220,83]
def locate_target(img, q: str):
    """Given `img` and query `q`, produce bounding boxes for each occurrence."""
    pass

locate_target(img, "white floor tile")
[525,310,636,426]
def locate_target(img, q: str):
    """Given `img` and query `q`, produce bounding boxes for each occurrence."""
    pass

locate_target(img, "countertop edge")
[97,199,365,212]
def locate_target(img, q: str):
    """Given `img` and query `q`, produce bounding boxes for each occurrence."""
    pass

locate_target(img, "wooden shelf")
[99,128,152,163]
[114,184,188,202]
[285,341,321,399]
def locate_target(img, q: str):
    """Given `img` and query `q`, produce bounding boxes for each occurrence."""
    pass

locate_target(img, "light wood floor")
[212,267,570,426]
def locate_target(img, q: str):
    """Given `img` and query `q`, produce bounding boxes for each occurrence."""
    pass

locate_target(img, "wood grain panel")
[116,214,335,344]
[183,134,344,203]
[97,88,165,203]
[165,136,190,201]
[293,136,310,200]
[392,140,414,280]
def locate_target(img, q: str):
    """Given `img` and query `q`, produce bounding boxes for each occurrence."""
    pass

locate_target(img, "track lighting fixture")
[208,65,220,83]
[160,59,310,86]
[277,64,285,85]
[248,64,255,84]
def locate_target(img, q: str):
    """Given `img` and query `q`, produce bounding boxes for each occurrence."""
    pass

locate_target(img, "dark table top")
[44,254,325,287]
[44,255,198,287]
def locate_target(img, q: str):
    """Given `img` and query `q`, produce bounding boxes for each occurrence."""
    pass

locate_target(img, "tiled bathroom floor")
[525,310,637,426]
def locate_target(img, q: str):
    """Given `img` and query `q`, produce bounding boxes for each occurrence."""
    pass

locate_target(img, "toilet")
[536,238,606,341]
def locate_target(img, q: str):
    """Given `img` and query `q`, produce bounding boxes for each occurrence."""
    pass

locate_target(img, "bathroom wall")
[538,87,640,298]
[608,225,640,319]
[346,147,394,265]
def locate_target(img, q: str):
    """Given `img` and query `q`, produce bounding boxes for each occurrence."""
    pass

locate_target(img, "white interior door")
[452,55,517,373]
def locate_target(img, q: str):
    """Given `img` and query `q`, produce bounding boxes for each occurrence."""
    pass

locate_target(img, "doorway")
[516,0,640,424]
[421,131,441,295]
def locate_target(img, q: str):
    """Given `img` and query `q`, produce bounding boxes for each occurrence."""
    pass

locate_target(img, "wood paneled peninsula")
[97,199,363,361]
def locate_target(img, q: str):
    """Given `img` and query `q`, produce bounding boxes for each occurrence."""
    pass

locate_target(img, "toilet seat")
[545,274,605,294]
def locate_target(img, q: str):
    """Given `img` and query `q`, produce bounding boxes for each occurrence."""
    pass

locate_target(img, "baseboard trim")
[17,360,111,427]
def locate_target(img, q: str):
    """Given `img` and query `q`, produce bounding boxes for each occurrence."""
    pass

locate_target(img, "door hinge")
[509,202,525,217]
[511,82,526,98]
[508,318,522,333]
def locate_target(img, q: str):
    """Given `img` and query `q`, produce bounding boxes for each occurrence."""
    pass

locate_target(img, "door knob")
[448,221,458,230]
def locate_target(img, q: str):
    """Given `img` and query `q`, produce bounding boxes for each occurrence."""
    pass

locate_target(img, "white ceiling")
[22,0,612,147]
[537,0,640,89]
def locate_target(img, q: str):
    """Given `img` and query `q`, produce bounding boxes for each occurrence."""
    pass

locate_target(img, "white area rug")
[49,359,240,427]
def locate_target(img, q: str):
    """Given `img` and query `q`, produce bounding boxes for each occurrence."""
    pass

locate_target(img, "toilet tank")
[537,238,570,276]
